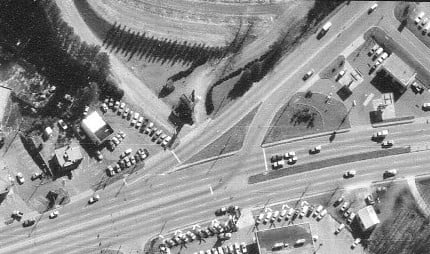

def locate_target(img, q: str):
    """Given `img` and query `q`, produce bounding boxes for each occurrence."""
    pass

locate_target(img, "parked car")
[162,136,172,147]
[120,148,133,159]
[155,129,163,137]
[88,194,100,204]
[100,103,108,113]
[334,196,344,207]
[106,165,115,177]
[241,243,248,254]
[303,69,315,80]
[12,210,24,220]
[309,145,322,154]
[369,44,380,55]
[335,223,345,234]
[317,209,327,220]
[49,210,59,219]
[343,208,352,218]
[16,172,25,185]
[412,82,425,94]
[83,106,89,116]
[136,116,144,128]
[144,122,154,134]
[112,136,120,146]
[382,140,394,148]
[423,102,430,111]
[31,172,42,181]
[351,238,361,249]
[218,232,232,240]
[58,119,68,130]
[255,213,264,224]
[122,108,130,118]
[344,170,356,178]
[118,130,126,139]
[215,207,227,216]
[340,201,350,212]
[284,151,296,159]
[131,112,139,125]
[347,212,356,224]
[95,151,103,161]
[22,218,36,227]
[315,205,324,216]
[271,154,283,162]
[368,3,378,14]
[421,17,429,27]
[272,160,285,170]
[374,47,383,57]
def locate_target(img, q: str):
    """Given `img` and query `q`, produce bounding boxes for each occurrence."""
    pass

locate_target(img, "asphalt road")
[2,1,430,253]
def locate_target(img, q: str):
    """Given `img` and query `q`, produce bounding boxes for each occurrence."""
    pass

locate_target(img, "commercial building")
[53,145,83,173]
[380,53,416,91]
[255,223,314,254]
[81,111,114,146]
[357,205,380,231]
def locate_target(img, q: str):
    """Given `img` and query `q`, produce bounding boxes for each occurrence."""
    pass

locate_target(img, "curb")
[168,151,237,174]
[261,129,350,148]
[371,119,415,128]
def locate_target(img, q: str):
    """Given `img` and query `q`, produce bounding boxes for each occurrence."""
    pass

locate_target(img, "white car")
[375,47,383,56]
[310,145,322,154]
[100,103,108,113]
[271,210,280,222]
[369,44,380,55]
[415,12,425,24]
[144,122,154,134]
[347,212,356,224]
[58,119,68,130]
[284,151,296,159]
[16,172,25,185]
[83,106,89,116]
[264,211,273,223]
[314,205,323,216]
[382,140,394,148]
[421,17,429,27]
[241,242,248,254]
[340,202,350,212]
[161,136,172,147]
[335,223,345,234]
[131,112,139,125]
[317,209,327,220]
[272,160,285,170]
[113,101,120,111]
[49,210,59,219]
[300,205,309,217]
[136,116,144,128]
[373,129,388,140]
[351,238,361,249]
[88,194,100,204]
[255,213,264,224]
[120,148,132,159]
[369,3,378,13]
[106,165,115,177]
[287,156,298,164]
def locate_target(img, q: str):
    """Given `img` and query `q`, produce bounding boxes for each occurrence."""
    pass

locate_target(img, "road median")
[249,146,411,184]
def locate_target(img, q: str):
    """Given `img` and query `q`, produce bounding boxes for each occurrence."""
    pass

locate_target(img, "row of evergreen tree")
[103,23,227,66]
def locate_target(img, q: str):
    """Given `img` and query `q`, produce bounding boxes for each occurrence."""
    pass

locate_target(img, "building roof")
[357,205,380,230]
[255,223,314,254]
[81,111,114,144]
[55,145,83,168]
[381,53,416,87]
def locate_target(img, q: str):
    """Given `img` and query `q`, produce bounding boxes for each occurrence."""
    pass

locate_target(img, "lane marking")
[209,185,213,195]
[363,93,374,106]
[170,150,181,163]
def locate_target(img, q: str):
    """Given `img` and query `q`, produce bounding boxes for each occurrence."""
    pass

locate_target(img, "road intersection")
[1,1,430,253]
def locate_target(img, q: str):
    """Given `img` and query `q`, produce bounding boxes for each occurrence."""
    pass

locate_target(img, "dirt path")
[55,0,174,132]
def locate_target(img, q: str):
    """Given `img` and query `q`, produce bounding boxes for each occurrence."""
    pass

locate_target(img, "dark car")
[303,69,315,81]
[22,218,36,227]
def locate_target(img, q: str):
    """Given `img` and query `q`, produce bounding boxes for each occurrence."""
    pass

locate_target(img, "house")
[43,126,53,140]
[81,111,114,146]
[357,205,380,231]
[54,145,83,173]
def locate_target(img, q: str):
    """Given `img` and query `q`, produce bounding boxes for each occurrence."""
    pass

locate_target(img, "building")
[380,53,416,91]
[54,145,83,173]
[357,205,380,231]
[81,111,114,146]
[43,126,53,140]
[255,223,314,254]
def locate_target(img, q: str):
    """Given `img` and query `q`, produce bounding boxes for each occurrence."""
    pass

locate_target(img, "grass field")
[263,92,350,145]
[185,104,260,164]
[368,187,430,254]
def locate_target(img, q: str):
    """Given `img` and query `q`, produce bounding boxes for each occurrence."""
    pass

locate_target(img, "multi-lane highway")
[2,1,430,253]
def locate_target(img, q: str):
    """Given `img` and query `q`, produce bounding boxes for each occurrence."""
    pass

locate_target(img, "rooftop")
[357,205,380,231]
[255,223,314,254]
[81,111,114,144]
[55,145,83,168]
[381,53,416,87]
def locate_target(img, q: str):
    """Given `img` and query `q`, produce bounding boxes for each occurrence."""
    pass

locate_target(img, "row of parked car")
[415,11,430,35]
[371,129,394,148]
[369,44,389,72]
[103,98,172,147]
[255,201,327,225]
[106,148,150,176]
[193,243,247,254]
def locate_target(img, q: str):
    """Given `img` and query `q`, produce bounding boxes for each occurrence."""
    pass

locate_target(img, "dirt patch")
[416,177,430,209]
[263,92,350,145]
[320,55,345,80]
[185,104,260,164]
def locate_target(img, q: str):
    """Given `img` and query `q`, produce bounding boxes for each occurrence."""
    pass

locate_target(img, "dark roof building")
[81,111,114,146]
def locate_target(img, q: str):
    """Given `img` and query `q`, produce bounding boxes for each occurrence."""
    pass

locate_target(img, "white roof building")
[81,111,114,145]
[357,205,380,231]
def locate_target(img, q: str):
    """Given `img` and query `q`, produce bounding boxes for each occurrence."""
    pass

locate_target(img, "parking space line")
[170,150,182,164]
[262,148,268,172]
[363,93,374,106]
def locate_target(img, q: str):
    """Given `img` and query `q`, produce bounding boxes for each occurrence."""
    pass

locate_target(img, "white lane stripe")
[170,150,181,163]
[262,148,268,172]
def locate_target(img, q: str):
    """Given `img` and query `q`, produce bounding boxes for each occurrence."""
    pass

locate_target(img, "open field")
[263,92,350,145]
[185,104,260,164]
[368,186,430,254]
